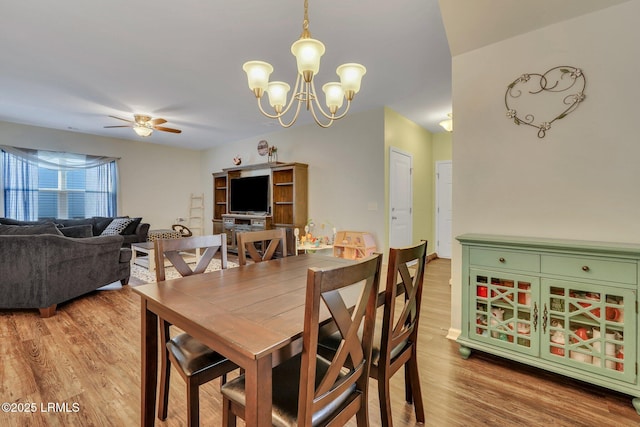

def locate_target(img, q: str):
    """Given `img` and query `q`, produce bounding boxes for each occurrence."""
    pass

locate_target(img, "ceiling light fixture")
[133,124,153,137]
[439,113,453,132]
[242,0,366,128]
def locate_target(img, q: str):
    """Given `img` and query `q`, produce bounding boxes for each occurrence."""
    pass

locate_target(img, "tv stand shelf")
[212,162,308,256]
[222,214,272,252]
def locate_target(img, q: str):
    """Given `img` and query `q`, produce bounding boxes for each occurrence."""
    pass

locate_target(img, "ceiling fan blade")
[154,126,182,134]
[104,125,132,128]
[149,118,167,126]
[108,115,135,124]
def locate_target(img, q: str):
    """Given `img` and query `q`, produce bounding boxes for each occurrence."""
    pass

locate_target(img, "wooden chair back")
[298,253,383,425]
[236,228,287,266]
[154,234,227,282]
[381,241,427,360]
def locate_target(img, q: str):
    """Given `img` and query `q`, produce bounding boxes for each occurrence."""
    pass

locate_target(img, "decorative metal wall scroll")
[505,66,586,138]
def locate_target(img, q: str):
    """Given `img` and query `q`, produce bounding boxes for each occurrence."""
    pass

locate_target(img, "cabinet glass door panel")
[541,279,636,384]
[470,269,539,356]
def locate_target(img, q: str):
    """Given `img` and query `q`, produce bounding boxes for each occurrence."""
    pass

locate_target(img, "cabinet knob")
[582,265,590,272]
[499,257,505,263]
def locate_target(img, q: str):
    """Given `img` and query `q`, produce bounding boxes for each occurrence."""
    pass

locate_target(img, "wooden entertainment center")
[212,162,308,255]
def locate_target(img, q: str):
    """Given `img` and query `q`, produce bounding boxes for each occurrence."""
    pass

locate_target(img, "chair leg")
[356,391,370,427]
[186,378,200,427]
[404,361,413,404]
[222,397,237,427]
[158,320,171,420]
[407,356,425,423]
[378,375,394,427]
[356,404,369,427]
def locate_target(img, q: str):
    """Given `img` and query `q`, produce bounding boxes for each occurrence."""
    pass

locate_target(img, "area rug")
[129,259,238,284]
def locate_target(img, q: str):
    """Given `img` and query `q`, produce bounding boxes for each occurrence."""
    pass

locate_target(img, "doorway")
[389,148,413,248]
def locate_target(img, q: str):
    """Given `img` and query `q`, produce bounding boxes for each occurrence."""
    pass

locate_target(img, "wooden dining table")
[132,253,363,426]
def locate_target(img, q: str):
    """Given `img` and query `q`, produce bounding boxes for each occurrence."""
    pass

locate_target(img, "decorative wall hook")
[505,66,586,138]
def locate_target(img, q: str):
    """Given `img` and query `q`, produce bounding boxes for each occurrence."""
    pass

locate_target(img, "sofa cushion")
[56,218,94,228]
[101,218,134,236]
[119,247,132,263]
[59,224,94,238]
[0,218,50,226]
[0,223,62,235]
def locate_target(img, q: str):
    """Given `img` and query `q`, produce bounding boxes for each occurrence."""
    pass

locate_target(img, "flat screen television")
[229,175,270,214]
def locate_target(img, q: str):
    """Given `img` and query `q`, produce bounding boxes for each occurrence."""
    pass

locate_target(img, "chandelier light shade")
[242,0,366,128]
[439,113,453,132]
[133,124,153,137]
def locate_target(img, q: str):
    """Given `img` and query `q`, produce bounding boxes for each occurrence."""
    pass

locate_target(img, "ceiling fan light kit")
[133,124,153,137]
[242,0,366,128]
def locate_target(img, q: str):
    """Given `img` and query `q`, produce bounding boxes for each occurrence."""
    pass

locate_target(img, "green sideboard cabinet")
[457,234,640,414]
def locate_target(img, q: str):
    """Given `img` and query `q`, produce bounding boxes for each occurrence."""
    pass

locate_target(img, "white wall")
[0,121,203,229]
[201,108,387,250]
[450,2,639,334]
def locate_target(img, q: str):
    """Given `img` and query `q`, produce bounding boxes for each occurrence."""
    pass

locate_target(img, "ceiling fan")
[104,114,182,137]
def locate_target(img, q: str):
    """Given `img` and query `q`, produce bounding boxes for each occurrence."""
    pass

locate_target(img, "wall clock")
[257,140,269,156]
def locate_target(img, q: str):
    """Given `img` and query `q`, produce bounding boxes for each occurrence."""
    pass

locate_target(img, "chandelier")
[242,0,366,128]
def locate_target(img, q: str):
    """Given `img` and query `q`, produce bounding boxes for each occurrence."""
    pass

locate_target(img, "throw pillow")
[122,217,142,235]
[59,224,94,238]
[0,223,63,235]
[100,218,134,236]
[92,217,115,235]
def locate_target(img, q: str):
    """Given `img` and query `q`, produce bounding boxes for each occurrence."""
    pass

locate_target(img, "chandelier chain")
[301,0,311,38]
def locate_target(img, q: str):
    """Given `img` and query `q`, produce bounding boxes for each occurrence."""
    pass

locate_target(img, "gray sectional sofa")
[0,217,146,317]
[0,216,150,247]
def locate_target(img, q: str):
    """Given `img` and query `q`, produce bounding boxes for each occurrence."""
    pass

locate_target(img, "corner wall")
[450,2,640,334]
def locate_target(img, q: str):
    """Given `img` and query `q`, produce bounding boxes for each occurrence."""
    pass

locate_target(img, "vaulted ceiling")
[0,0,629,150]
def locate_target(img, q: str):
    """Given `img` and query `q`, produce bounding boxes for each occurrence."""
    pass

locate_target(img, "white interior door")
[389,148,413,248]
[436,161,453,258]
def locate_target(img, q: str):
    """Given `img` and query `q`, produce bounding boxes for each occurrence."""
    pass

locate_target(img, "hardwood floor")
[1,257,639,426]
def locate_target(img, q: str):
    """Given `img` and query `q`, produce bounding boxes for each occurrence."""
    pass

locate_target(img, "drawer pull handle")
[582,265,590,272]
[499,257,505,263]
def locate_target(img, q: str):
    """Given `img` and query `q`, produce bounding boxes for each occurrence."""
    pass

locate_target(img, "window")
[1,146,118,220]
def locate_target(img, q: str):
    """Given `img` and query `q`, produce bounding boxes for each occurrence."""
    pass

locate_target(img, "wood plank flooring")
[1,257,639,426]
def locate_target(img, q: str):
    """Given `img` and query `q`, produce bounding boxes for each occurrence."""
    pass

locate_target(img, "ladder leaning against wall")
[187,193,204,236]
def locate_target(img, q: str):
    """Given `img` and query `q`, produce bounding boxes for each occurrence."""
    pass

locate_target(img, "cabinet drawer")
[469,248,540,272]
[541,255,637,285]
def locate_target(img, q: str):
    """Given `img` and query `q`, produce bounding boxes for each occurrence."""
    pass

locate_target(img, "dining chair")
[220,253,383,427]
[154,234,238,427]
[318,241,428,426]
[236,228,287,265]
[374,241,427,426]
